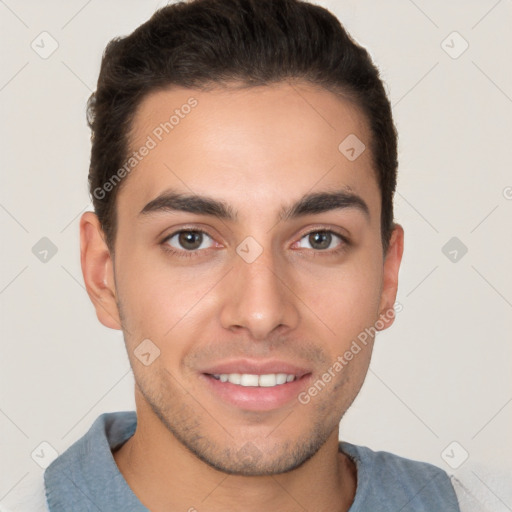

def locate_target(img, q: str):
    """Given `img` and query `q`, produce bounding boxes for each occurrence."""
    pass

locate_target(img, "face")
[81,82,403,476]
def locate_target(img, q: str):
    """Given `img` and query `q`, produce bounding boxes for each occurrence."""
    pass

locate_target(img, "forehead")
[119,82,379,220]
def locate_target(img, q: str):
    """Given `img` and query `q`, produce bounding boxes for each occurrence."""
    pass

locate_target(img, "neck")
[113,398,357,512]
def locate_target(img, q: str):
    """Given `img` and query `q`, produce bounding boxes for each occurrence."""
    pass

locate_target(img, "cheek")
[115,232,383,356]
[295,254,383,342]
[114,248,222,340]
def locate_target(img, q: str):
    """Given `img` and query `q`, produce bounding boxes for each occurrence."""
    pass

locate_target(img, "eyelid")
[161,224,349,243]
[161,227,217,246]
[292,227,349,252]
[160,224,350,257]
[296,225,350,243]
[161,224,217,241]
[160,228,219,260]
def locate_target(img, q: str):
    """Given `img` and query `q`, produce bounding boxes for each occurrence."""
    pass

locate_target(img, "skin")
[80,81,404,512]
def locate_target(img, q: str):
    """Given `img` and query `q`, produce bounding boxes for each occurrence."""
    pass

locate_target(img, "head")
[81,0,403,476]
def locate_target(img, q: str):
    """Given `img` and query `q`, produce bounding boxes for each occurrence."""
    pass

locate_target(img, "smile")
[211,373,296,387]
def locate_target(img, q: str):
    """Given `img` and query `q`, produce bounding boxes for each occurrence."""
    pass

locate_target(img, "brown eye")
[165,230,214,251]
[178,231,203,250]
[297,230,344,251]
[308,231,332,250]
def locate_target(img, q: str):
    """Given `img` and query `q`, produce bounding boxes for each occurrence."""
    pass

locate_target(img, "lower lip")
[201,374,312,412]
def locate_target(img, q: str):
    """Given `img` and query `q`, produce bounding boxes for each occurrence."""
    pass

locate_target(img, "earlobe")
[79,212,122,330]
[377,224,404,331]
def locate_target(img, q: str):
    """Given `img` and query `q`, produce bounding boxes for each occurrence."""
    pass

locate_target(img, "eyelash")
[161,229,213,259]
[160,228,349,259]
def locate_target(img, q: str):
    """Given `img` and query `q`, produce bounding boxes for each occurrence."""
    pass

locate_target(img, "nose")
[219,244,300,341]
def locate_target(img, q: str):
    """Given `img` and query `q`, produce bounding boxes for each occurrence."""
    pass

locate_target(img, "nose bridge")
[220,237,299,339]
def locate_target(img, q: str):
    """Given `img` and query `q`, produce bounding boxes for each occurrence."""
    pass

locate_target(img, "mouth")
[210,372,297,387]
[199,360,312,411]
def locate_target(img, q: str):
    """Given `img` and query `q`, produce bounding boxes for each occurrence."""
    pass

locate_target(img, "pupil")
[179,231,202,250]
[310,231,331,250]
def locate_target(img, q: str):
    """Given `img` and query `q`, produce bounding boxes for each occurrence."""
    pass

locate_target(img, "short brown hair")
[87,0,398,253]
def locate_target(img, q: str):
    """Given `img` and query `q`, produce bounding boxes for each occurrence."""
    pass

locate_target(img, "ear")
[376,224,404,331]
[79,212,122,330]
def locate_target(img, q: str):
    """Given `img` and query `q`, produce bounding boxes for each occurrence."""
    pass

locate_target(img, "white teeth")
[212,373,297,387]
[276,373,287,385]
[229,373,241,385]
[240,374,259,386]
[258,374,277,387]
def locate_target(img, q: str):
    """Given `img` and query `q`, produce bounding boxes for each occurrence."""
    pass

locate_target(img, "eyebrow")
[139,188,370,222]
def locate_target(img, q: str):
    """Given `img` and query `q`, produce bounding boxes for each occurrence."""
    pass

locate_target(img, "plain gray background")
[1,0,511,509]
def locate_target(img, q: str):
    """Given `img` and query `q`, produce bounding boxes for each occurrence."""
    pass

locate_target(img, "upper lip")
[200,359,311,378]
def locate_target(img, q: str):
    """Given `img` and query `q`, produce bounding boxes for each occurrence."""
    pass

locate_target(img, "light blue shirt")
[43,411,461,511]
